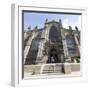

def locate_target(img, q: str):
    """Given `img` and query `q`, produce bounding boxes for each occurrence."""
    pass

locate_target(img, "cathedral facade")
[24,19,80,65]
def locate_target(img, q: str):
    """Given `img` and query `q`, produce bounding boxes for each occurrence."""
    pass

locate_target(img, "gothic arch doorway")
[47,46,58,63]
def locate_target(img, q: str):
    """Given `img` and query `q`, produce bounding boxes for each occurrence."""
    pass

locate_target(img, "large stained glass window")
[66,34,76,54]
[49,26,59,42]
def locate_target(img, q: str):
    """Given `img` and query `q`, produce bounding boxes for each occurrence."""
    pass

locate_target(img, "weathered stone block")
[64,63,71,74]
[70,63,80,71]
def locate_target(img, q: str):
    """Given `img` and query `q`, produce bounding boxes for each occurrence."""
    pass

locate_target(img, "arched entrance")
[46,25,64,63]
[47,46,58,63]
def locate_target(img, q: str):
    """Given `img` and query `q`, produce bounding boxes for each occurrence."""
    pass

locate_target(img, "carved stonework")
[24,19,80,65]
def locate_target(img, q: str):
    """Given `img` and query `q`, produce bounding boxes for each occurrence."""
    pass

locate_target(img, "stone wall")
[24,63,64,75]
[70,63,80,71]
[24,63,80,75]
[63,63,80,74]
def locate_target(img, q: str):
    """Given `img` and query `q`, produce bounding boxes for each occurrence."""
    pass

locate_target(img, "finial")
[59,19,62,28]
[75,26,78,31]
[27,26,31,30]
[69,26,72,30]
[59,19,62,23]
[34,26,38,30]
[45,18,48,23]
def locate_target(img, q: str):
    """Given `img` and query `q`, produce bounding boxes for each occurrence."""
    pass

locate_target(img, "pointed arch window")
[66,35,76,54]
[49,26,59,42]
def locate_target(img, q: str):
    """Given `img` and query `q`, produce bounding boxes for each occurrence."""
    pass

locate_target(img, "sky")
[23,12,81,31]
